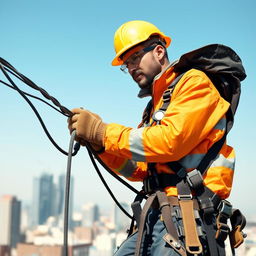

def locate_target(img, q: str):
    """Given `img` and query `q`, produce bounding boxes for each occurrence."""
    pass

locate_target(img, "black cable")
[0,57,145,249]
[0,57,72,117]
[0,58,143,196]
[0,79,68,116]
[0,62,79,156]
[86,144,134,219]
[89,146,146,197]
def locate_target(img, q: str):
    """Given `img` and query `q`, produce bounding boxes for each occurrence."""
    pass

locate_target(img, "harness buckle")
[186,169,203,189]
[178,194,193,201]
[218,200,233,218]
[143,174,159,194]
[216,220,230,241]
[199,198,214,215]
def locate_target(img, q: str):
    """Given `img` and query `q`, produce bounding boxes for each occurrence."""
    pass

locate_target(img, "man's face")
[121,44,162,89]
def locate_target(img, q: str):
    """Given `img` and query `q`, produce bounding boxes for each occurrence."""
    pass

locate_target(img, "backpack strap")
[139,73,185,127]
[151,73,185,125]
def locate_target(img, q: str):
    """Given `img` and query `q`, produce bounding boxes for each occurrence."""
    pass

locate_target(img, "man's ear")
[154,45,166,63]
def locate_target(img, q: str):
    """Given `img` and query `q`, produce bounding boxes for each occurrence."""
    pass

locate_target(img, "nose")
[127,61,140,75]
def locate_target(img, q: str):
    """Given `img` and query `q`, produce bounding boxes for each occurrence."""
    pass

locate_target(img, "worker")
[68,20,245,255]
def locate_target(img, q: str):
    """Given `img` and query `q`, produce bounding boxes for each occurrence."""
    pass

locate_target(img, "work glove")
[68,108,106,149]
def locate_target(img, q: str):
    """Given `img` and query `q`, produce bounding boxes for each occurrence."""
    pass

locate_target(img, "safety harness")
[130,44,247,256]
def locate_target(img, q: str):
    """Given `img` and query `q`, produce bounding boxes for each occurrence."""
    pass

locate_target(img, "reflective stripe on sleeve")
[117,159,138,178]
[210,154,235,171]
[129,128,146,162]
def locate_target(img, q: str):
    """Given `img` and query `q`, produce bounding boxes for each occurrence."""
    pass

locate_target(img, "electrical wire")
[0,79,67,116]
[0,57,72,116]
[0,57,143,197]
[89,146,146,198]
[86,144,133,219]
[0,57,146,256]
[0,62,78,156]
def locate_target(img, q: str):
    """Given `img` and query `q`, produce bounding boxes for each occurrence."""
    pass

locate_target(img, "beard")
[131,57,162,92]
[137,75,154,91]
[132,70,155,90]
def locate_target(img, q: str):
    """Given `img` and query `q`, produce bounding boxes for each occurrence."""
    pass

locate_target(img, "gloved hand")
[68,108,106,148]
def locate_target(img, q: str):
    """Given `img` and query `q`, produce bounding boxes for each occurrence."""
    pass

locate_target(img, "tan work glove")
[68,108,106,149]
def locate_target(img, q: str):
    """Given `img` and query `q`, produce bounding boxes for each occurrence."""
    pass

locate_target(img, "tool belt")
[130,170,246,256]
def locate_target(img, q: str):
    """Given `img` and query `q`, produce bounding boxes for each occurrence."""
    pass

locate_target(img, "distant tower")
[32,173,55,226]
[114,202,130,232]
[82,203,99,227]
[0,195,21,248]
[32,173,74,229]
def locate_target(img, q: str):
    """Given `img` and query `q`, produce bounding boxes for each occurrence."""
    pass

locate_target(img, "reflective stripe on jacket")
[99,67,234,199]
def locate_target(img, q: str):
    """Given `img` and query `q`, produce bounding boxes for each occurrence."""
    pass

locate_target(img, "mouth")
[132,71,143,82]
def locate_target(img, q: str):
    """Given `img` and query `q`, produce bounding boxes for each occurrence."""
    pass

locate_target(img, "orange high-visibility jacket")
[99,66,234,199]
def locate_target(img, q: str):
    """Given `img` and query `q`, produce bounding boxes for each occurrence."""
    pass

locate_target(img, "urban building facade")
[16,243,91,256]
[82,203,99,227]
[0,195,21,248]
[31,173,74,228]
[113,202,130,232]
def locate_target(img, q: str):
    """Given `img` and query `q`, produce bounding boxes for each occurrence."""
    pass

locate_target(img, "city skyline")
[1,190,255,256]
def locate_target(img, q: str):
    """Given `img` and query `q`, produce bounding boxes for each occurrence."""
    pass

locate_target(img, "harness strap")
[179,199,203,254]
[159,73,184,112]
[176,180,202,254]
[134,193,156,256]
[131,201,142,228]
[128,192,145,237]
[156,191,187,256]
[176,177,222,255]
[134,192,187,256]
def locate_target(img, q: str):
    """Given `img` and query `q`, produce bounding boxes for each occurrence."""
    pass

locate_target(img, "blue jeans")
[114,208,184,256]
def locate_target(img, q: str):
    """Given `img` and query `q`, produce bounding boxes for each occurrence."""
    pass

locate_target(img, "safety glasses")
[120,44,157,74]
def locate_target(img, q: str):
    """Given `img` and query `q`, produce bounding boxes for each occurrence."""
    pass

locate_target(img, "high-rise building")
[32,173,55,226]
[0,195,21,248]
[82,203,99,227]
[31,173,74,229]
[113,202,130,232]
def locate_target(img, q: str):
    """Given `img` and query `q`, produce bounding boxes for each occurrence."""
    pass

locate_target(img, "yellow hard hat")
[112,20,171,66]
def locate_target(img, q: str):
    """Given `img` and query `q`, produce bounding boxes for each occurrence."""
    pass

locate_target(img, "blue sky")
[1,0,255,218]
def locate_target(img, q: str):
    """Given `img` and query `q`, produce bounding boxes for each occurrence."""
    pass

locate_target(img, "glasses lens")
[120,64,128,73]
[120,44,158,74]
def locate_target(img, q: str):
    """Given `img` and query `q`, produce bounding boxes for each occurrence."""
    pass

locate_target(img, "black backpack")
[171,43,246,133]
[144,44,246,132]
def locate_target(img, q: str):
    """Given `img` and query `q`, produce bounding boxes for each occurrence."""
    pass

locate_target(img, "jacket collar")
[137,62,177,105]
